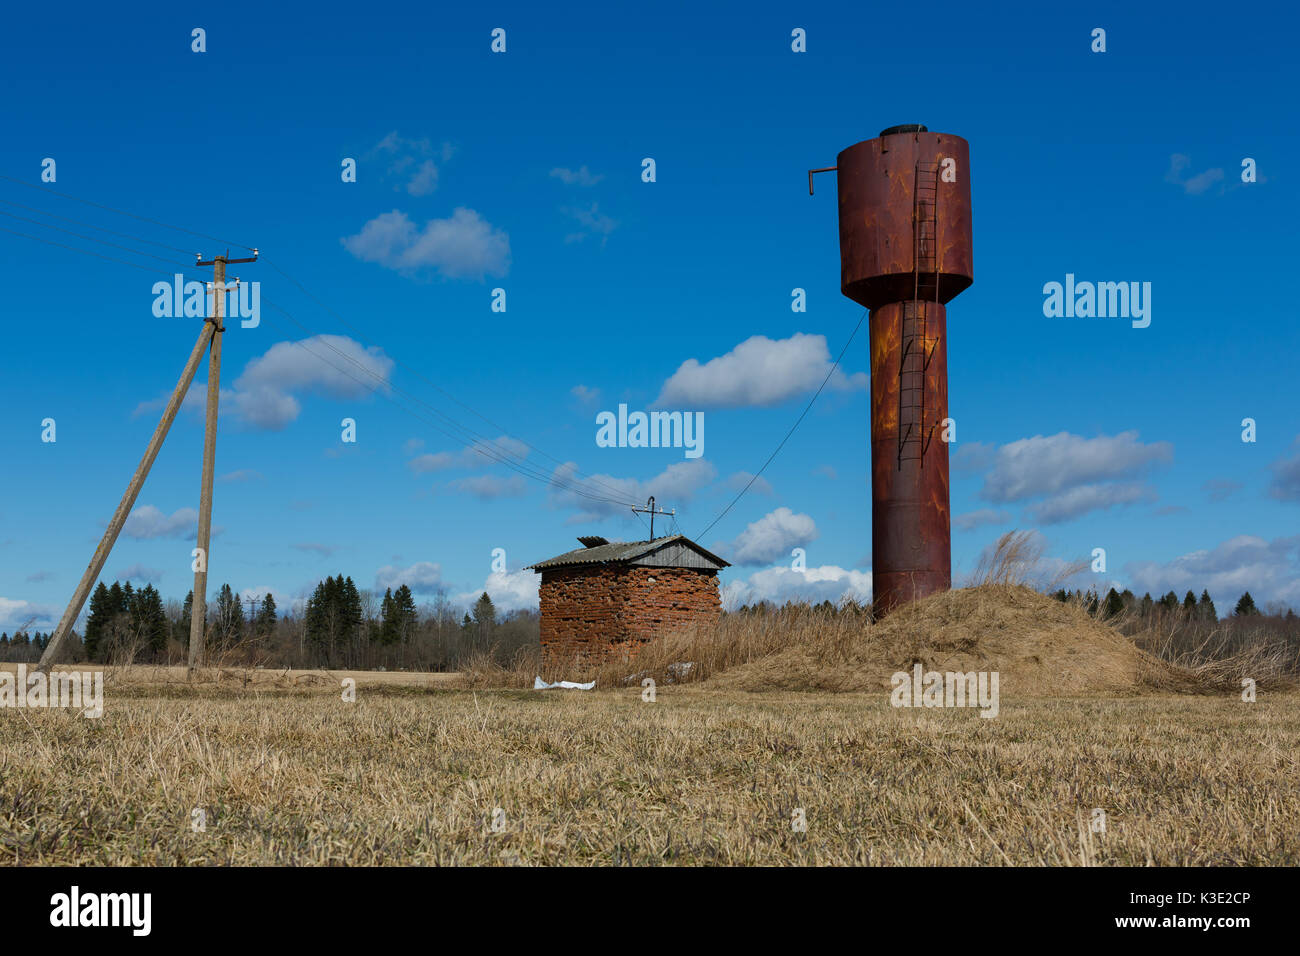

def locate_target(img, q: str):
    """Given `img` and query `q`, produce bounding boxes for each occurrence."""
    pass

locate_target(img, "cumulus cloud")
[655,333,866,409]
[730,507,818,565]
[1268,438,1300,502]
[454,568,539,612]
[408,436,529,474]
[547,459,717,524]
[227,335,394,430]
[445,474,528,500]
[375,561,444,594]
[550,165,603,186]
[123,505,199,540]
[976,431,1171,503]
[0,596,58,632]
[952,508,1012,532]
[1125,534,1300,611]
[342,208,510,280]
[116,563,164,583]
[1026,482,1156,525]
[722,565,872,608]
[1203,478,1243,503]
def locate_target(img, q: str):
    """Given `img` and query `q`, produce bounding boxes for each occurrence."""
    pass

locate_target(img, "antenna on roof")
[631,495,675,541]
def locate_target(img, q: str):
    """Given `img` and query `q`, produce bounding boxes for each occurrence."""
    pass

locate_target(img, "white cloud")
[655,333,866,409]
[123,505,198,540]
[116,563,164,582]
[722,565,872,608]
[0,597,58,632]
[547,459,717,523]
[445,474,528,500]
[227,335,394,430]
[408,435,529,473]
[1126,534,1300,611]
[952,508,1012,532]
[1025,482,1155,525]
[731,507,818,565]
[375,561,444,594]
[550,165,603,186]
[454,568,539,612]
[342,208,510,280]
[976,431,1172,503]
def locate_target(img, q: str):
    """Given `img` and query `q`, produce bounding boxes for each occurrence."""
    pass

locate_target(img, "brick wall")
[538,564,720,671]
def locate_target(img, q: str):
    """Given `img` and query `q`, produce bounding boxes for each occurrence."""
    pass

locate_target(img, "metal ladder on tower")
[899,161,941,467]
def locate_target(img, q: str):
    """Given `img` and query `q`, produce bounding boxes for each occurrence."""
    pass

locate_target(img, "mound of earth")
[709,584,1193,696]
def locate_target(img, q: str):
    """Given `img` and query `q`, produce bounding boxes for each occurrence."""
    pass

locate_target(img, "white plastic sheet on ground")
[533,677,596,690]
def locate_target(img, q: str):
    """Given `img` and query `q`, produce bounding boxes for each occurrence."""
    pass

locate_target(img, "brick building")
[526,535,729,671]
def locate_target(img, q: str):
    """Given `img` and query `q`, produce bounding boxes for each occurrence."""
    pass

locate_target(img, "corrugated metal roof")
[525,534,730,571]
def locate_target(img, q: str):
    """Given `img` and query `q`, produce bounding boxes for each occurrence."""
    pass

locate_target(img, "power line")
[260,257,639,506]
[695,307,869,541]
[0,196,197,255]
[0,208,192,267]
[0,174,256,252]
[0,184,648,510]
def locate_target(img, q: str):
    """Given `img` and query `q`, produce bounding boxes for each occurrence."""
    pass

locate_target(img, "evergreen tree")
[178,589,194,648]
[1140,592,1154,617]
[1198,590,1217,622]
[379,587,398,645]
[136,584,168,657]
[212,583,244,650]
[393,585,418,643]
[1158,591,1179,612]
[254,593,278,640]
[472,593,496,631]
[1103,587,1125,619]
[1234,592,1259,616]
[84,581,112,661]
[1182,590,1197,614]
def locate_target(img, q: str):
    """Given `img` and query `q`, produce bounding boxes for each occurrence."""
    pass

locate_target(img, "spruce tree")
[1182,590,1197,614]
[84,581,112,661]
[1234,592,1259,616]
[1104,588,1125,619]
[1198,590,1217,622]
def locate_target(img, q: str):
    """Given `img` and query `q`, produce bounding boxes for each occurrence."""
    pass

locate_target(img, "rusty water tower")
[811,125,974,614]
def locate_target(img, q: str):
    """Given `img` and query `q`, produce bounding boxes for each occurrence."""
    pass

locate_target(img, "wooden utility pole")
[631,496,675,541]
[38,245,257,673]
[188,251,257,674]
[37,323,217,670]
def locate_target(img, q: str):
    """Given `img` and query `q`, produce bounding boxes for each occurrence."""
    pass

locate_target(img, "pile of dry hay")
[708,584,1197,696]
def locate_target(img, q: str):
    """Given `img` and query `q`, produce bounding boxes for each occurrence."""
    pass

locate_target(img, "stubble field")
[2,676,1295,866]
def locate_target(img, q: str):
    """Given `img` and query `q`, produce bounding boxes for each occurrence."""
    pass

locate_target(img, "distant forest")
[4,578,1296,674]
[1,575,539,671]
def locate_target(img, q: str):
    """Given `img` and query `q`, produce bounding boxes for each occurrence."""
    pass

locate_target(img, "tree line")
[1,576,538,671]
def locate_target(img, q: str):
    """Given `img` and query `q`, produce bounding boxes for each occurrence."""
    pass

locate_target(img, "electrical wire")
[695,307,869,541]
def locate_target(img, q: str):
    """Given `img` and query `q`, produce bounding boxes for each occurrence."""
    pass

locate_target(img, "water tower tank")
[817,125,975,614]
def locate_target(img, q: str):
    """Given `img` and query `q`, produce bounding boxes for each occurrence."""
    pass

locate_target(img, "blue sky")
[3,1,1298,631]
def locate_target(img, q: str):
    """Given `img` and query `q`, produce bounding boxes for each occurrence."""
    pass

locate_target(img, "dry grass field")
[2,680,1297,866]
[5,573,1296,866]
